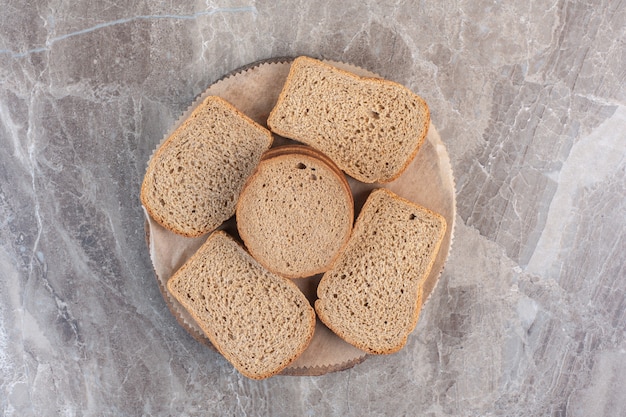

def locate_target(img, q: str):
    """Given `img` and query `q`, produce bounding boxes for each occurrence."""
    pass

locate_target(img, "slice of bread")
[141,96,272,237]
[166,231,316,379]
[267,56,430,183]
[236,145,354,278]
[315,188,446,354]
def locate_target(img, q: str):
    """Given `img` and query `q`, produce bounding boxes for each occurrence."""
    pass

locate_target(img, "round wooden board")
[144,58,456,376]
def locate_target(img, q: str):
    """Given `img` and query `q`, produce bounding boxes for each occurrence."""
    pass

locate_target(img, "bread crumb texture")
[167,231,315,379]
[267,56,429,183]
[141,96,272,237]
[316,188,446,354]
[237,150,353,278]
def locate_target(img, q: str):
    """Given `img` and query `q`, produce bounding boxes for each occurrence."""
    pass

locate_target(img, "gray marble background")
[1,0,624,416]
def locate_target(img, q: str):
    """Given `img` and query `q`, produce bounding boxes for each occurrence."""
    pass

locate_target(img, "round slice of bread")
[141,96,273,237]
[236,145,354,278]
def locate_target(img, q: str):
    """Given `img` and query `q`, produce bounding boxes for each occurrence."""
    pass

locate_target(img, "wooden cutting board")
[143,57,456,375]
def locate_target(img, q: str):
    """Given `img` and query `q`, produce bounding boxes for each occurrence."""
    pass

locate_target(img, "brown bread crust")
[315,188,446,354]
[141,96,272,237]
[236,145,354,278]
[267,56,430,183]
[167,231,316,379]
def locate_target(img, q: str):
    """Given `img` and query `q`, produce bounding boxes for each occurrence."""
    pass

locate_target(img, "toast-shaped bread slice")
[167,231,316,379]
[141,96,272,237]
[236,145,354,278]
[315,188,446,354]
[267,56,430,183]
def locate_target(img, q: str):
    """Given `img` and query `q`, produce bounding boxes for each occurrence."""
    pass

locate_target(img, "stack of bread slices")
[141,56,447,379]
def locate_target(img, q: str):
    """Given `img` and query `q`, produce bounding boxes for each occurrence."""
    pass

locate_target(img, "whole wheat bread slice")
[167,231,316,379]
[267,56,430,183]
[315,188,446,354]
[141,96,272,237]
[236,145,354,278]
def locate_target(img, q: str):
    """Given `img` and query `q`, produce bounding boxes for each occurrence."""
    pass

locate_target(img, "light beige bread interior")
[315,188,446,354]
[236,145,354,278]
[166,231,316,379]
[141,96,273,237]
[267,56,430,183]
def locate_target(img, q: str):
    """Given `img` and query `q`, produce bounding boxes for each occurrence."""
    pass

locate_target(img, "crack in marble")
[0,6,258,59]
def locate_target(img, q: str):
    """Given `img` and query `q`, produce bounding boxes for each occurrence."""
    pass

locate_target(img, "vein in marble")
[0,6,257,59]
[527,105,626,279]
[0,97,44,321]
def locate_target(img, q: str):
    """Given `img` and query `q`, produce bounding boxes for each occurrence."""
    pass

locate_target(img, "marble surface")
[1,0,624,415]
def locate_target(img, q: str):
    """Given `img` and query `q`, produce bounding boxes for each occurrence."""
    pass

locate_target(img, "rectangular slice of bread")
[315,188,446,354]
[167,231,316,379]
[267,56,430,183]
[141,96,272,237]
